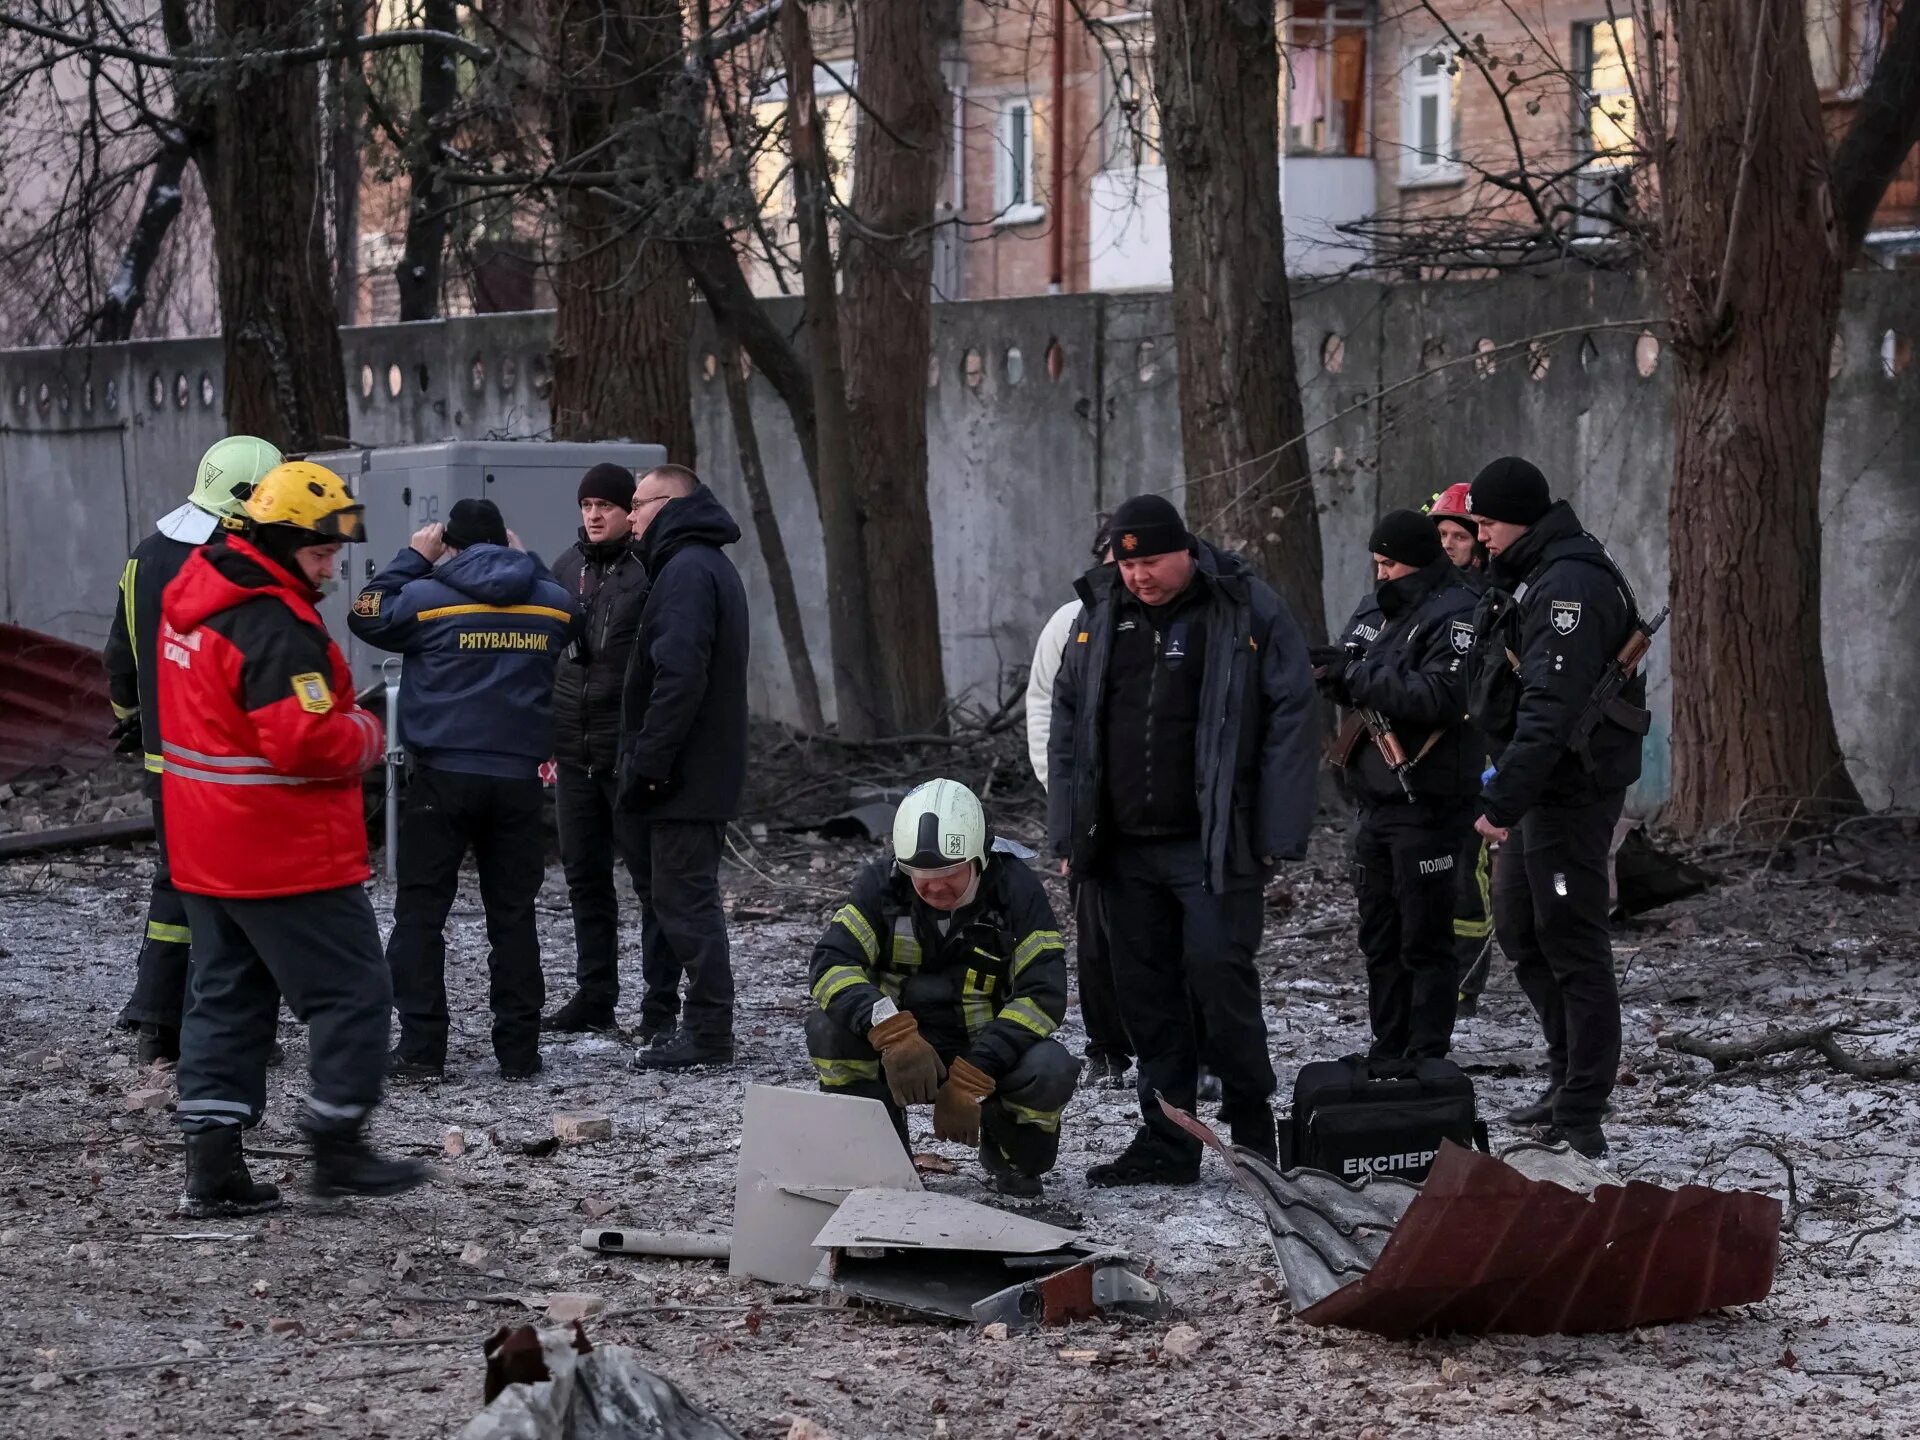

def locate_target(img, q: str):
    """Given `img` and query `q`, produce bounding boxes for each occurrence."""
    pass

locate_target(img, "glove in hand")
[869,1011,945,1107]
[932,1056,996,1146]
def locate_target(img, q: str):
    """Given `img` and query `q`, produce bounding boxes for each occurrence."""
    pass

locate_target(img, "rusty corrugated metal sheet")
[1159,1099,1780,1337]
[0,624,114,782]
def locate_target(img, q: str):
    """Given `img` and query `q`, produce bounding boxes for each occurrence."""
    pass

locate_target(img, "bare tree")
[1149,0,1326,641]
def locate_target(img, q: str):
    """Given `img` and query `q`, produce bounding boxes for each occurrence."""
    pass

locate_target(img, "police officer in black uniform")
[1465,458,1647,1159]
[1315,511,1481,1060]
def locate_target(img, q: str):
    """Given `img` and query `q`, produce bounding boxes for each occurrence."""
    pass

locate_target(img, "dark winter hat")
[577,462,636,509]
[1368,508,1444,569]
[1108,494,1191,560]
[445,497,508,550]
[1465,456,1552,526]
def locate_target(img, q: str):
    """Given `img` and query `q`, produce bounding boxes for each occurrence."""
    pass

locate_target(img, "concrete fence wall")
[3,273,1917,809]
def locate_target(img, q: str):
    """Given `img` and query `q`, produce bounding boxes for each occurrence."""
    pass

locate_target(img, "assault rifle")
[1570,605,1669,772]
[1360,707,1418,802]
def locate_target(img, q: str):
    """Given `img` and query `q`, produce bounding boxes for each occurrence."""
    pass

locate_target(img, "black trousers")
[1070,879,1131,1062]
[633,818,734,1042]
[120,777,193,1030]
[176,885,389,1137]
[554,763,682,1026]
[386,766,546,1069]
[1103,837,1272,1159]
[1353,800,1474,1059]
[1494,792,1625,1127]
[1453,829,1496,1000]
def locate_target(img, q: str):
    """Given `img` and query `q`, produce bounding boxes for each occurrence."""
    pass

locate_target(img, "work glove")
[868,1011,945,1108]
[932,1057,996,1147]
[109,713,143,757]
[1306,643,1346,673]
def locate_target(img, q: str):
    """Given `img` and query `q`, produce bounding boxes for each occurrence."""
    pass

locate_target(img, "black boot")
[137,1023,180,1067]
[387,1048,444,1083]
[541,992,617,1034]
[1083,1051,1132,1088]
[309,1130,430,1200]
[179,1128,282,1218]
[1505,1085,1560,1127]
[1537,1122,1609,1160]
[634,1032,734,1071]
[1087,1129,1201,1188]
[1225,1105,1278,1165]
[979,1139,1044,1198]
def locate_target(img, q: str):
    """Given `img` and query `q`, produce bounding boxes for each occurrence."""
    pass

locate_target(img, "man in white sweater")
[1025,519,1132,1085]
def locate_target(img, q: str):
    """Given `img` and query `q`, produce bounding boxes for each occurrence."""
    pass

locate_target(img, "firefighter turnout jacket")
[157,535,385,898]
[105,530,201,775]
[808,853,1068,1085]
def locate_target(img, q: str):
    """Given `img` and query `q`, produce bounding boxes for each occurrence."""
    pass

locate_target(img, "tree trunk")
[1149,0,1326,642]
[1660,0,1860,834]
[395,0,456,322]
[201,0,349,450]
[783,0,883,738]
[544,0,696,460]
[721,336,826,732]
[839,0,953,732]
[329,0,365,325]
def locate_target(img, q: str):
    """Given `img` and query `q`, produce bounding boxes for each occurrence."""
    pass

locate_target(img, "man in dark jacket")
[349,498,580,1081]
[616,466,750,1071]
[105,435,282,1064]
[1048,494,1319,1186]
[541,463,677,1040]
[807,779,1078,1196]
[1466,457,1648,1159]
[1312,511,1480,1060]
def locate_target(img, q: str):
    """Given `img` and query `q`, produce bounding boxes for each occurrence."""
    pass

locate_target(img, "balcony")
[1087,157,1376,291]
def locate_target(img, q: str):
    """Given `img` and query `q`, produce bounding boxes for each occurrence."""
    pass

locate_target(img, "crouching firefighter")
[805,779,1080,1197]
[1313,511,1481,1060]
[158,462,427,1216]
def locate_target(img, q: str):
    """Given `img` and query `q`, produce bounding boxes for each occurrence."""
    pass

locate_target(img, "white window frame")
[1398,43,1461,187]
[993,97,1044,225]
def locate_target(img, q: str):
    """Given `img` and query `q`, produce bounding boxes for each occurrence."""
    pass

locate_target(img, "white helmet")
[892,778,987,873]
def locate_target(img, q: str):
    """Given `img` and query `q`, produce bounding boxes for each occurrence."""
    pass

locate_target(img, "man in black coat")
[1313,511,1481,1061]
[1048,494,1319,1185]
[1466,457,1647,1159]
[541,464,679,1042]
[616,465,750,1071]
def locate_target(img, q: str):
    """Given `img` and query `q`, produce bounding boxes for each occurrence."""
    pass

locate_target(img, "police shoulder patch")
[291,672,333,714]
[352,590,381,618]
[1449,619,1474,655]
[1549,600,1582,636]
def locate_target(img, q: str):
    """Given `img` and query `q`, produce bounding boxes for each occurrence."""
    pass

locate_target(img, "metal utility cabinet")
[308,440,666,691]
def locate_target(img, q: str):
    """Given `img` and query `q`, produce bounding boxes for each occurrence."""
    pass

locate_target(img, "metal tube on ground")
[382,657,402,882]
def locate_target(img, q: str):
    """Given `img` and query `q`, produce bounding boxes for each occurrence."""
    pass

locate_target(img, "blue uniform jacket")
[348,544,582,778]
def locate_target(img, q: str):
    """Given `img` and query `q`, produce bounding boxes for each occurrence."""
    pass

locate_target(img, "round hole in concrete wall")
[1322,333,1346,374]
[1005,346,1025,385]
[1634,331,1661,377]
[499,354,518,392]
[104,379,118,412]
[58,382,71,414]
[360,363,375,400]
[175,372,190,409]
[1421,337,1445,371]
[82,381,94,413]
[36,381,50,414]
[737,349,753,380]
[1829,333,1845,380]
[386,363,403,399]
[1046,338,1065,381]
[1473,337,1496,378]
[469,356,486,394]
[964,348,985,390]
[1527,340,1552,381]
[530,355,552,399]
[199,371,215,408]
[149,372,165,409]
[416,363,431,394]
[1135,338,1158,384]
[1881,329,1911,378]
[11,383,26,413]
[1579,334,1600,372]
[926,353,941,388]
[702,352,719,383]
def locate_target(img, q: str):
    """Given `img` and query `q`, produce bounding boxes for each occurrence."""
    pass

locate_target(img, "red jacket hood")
[164,534,325,634]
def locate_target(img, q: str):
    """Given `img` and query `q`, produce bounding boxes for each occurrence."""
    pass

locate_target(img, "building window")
[1285,2,1371,158]
[1399,45,1460,186]
[1570,18,1637,236]
[1807,0,1886,97]
[995,98,1043,222]
[1101,43,1162,170]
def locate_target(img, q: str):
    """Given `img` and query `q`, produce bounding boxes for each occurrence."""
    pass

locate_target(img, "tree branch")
[0,14,493,68]
[1830,0,1920,263]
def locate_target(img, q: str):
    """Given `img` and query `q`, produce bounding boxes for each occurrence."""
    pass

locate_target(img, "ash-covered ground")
[2,744,1917,1439]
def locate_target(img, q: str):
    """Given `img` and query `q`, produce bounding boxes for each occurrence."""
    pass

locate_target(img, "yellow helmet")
[241,461,366,544]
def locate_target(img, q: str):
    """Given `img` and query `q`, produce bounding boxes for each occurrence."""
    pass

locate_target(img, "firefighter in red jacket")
[160,461,426,1216]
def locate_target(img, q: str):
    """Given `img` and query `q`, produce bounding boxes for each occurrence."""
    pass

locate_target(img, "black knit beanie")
[1108,494,1191,559]
[577,462,636,509]
[445,497,508,550]
[1368,508,1444,568]
[1465,456,1552,526]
